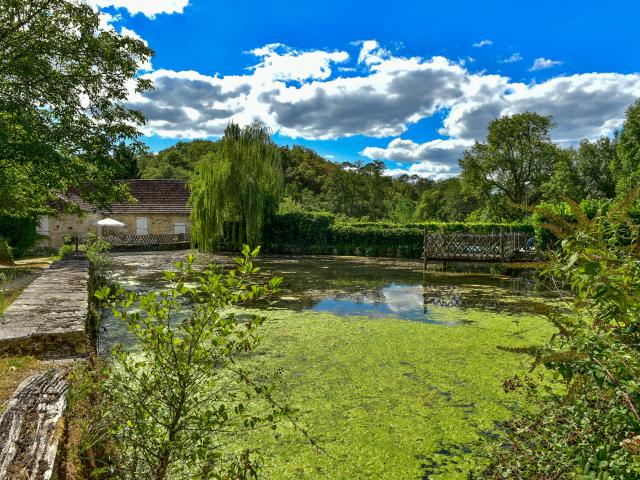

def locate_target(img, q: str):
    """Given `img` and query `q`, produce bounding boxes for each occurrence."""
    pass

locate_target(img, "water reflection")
[100,251,557,344]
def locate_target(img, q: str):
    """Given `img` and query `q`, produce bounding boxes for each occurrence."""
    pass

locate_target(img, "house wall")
[37,213,192,248]
[107,214,191,237]
[36,212,102,249]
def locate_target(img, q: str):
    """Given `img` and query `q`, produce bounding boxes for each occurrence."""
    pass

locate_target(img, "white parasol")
[94,218,126,227]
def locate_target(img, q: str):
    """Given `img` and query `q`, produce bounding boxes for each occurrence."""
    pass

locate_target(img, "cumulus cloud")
[90,0,189,18]
[362,138,472,178]
[530,57,563,71]
[119,26,153,71]
[501,52,522,63]
[124,40,640,178]
[472,39,493,48]
[442,73,640,144]
[247,43,349,82]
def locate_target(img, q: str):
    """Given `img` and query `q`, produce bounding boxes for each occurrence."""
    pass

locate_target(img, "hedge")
[263,212,534,258]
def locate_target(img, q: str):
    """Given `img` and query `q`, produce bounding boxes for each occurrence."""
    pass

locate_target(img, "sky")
[92,0,640,179]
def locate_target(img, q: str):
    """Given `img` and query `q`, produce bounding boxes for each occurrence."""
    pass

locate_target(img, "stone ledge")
[0,256,90,359]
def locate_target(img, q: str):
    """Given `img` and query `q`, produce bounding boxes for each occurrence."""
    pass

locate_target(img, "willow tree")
[190,123,284,251]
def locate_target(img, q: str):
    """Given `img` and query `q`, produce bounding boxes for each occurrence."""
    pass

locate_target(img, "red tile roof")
[52,180,192,215]
[108,180,192,215]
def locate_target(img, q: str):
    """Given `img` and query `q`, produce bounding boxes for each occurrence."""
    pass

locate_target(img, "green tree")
[97,249,288,479]
[0,0,152,217]
[138,140,220,180]
[190,123,284,250]
[615,98,640,194]
[114,142,141,180]
[415,177,479,221]
[459,112,560,218]
[575,136,617,199]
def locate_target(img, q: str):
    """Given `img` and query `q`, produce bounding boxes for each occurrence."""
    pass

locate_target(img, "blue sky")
[93,0,640,178]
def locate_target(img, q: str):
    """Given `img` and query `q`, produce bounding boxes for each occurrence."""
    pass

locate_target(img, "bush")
[0,236,13,264]
[95,248,289,479]
[0,217,38,258]
[480,194,640,478]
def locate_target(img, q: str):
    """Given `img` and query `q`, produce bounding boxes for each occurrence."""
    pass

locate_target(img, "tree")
[114,142,141,180]
[137,140,220,180]
[615,98,640,194]
[575,136,617,199]
[0,0,152,217]
[414,177,479,221]
[459,112,560,217]
[190,123,284,250]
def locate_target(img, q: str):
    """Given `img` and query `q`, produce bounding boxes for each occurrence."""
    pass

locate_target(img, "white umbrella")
[94,217,126,237]
[94,218,126,227]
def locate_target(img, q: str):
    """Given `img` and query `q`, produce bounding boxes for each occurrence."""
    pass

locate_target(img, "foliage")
[95,247,288,479]
[0,216,38,258]
[190,123,284,250]
[81,233,112,288]
[574,136,618,200]
[480,193,640,479]
[616,98,640,194]
[0,271,6,313]
[0,0,152,217]
[138,140,220,180]
[0,236,12,265]
[113,142,142,180]
[264,210,534,257]
[415,177,480,221]
[459,112,562,218]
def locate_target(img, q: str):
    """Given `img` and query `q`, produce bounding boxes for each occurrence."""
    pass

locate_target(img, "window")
[136,217,148,235]
[174,222,186,235]
[36,216,49,236]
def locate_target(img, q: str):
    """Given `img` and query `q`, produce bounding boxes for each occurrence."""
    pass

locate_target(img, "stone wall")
[0,255,90,358]
[37,212,191,248]
[36,212,102,249]
[108,214,191,236]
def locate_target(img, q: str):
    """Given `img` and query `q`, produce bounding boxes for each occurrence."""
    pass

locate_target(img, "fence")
[423,231,530,262]
[91,233,190,246]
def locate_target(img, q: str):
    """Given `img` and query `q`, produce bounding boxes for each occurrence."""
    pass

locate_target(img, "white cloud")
[357,40,390,65]
[501,52,522,63]
[362,138,472,179]
[125,40,640,179]
[472,39,493,48]
[247,43,349,82]
[530,57,563,71]
[90,0,189,18]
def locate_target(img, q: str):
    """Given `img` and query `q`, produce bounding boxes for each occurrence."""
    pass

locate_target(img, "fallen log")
[0,368,68,480]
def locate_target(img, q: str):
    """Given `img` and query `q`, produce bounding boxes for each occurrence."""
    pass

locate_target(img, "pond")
[99,250,558,479]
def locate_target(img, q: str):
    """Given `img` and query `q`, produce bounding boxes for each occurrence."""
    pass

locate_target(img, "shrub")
[479,193,640,478]
[95,247,290,479]
[0,217,38,258]
[0,236,13,265]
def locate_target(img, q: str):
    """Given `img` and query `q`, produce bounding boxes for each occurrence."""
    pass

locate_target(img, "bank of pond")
[98,251,558,479]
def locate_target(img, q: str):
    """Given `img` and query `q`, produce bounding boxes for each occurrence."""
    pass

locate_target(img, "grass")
[0,355,45,409]
[235,307,553,479]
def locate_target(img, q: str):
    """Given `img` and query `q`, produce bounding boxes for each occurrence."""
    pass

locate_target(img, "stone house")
[36,179,192,248]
